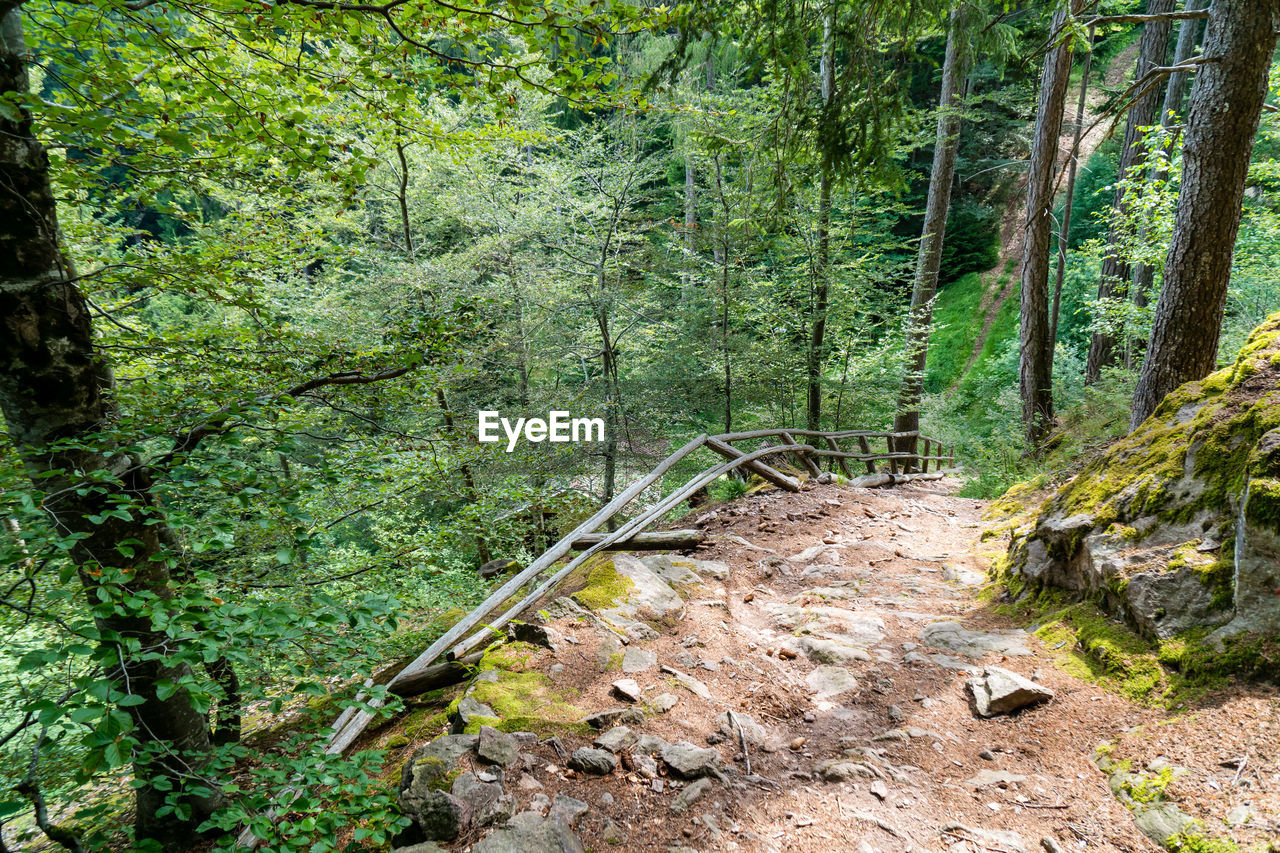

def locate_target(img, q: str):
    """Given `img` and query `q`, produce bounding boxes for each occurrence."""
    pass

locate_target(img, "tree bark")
[1084,0,1175,382]
[894,7,972,451]
[1051,26,1095,347]
[0,11,222,849]
[1130,0,1280,429]
[1019,5,1082,446]
[1129,0,1207,315]
[806,4,836,432]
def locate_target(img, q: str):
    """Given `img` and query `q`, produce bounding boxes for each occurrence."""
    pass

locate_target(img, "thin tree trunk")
[1084,0,1175,382]
[1129,0,1207,321]
[806,4,836,432]
[894,6,972,452]
[0,11,222,849]
[597,304,620,524]
[436,388,491,563]
[1019,5,1082,446]
[1130,0,1280,428]
[395,140,414,259]
[1051,26,1095,348]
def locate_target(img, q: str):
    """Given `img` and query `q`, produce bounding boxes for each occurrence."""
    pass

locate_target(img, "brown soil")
[380,478,1279,852]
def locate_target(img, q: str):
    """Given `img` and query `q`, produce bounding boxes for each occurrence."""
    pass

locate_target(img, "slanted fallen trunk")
[570,530,703,551]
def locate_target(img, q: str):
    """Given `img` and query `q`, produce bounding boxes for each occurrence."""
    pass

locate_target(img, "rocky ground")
[380,478,1279,853]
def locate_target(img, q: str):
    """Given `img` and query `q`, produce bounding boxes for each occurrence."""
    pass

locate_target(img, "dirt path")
[428,480,1162,852]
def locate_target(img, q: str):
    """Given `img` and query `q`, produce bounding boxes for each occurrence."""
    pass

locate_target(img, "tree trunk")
[1129,0,1207,316]
[894,6,972,451]
[436,388,491,563]
[597,306,619,521]
[1051,26,1095,347]
[1130,0,1280,429]
[1084,0,1175,382]
[1019,6,1081,446]
[0,11,222,849]
[806,5,835,432]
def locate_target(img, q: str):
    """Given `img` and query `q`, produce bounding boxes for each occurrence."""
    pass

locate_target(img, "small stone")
[600,793,614,806]
[549,663,565,678]
[517,773,543,791]
[649,693,679,714]
[870,780,889,800]
[581,709,626,729]
[549,793,590,827]
[675,651,698,668]
[634,754,659,779]
[619,708,646,726]
[661,741,721,778]
[671,778,713,813]
[635,734,670,755]
[652,778,665,793]
[979,749,996,761]
[1133,802,1195,844]
[568,747,617,775]
[789,737,806,751]
[612,678,643,703]
[802,712,816,723]
[715,711,767,747]
[594,726,637,754]
[602,819,625,845]
[967,666,1054,717]
[887,705,904,723]
[477,726,521,767]
[622,647,657,673]
[508,622,561,651]
[967,769,1027,788]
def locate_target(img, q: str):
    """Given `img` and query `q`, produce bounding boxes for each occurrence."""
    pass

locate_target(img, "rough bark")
[1019,6,1082,446]
[806,5,835,432]
[894,7,972,451]
[1130,0,1280,429]
[1129,0,1208,313]
[1051,26,1095,347]
[1084,0,1175,382]
[0,10,221,849]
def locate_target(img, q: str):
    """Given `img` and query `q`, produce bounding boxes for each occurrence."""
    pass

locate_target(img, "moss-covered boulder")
[1007,313,1280,639]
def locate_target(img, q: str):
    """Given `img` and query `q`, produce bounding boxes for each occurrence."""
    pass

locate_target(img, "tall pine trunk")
[1051,26,1094,347]
[0,11,222,849]
[894,7,972,451]
[1018,5,1081,446]
[806,4,836,432]
[1130,0,1280,428]
[1084,0,1175,382]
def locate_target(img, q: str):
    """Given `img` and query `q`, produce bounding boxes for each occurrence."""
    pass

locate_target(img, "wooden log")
[780,431,822,478]
[569,530,703,550]
[321,433,712,759]
[887,435,899,475]
[447,443,810,662]
[921,438,931,474]
[389,652,484,699]
[706,436,800,492]
[716,428,921,442]
[825,436,853,478]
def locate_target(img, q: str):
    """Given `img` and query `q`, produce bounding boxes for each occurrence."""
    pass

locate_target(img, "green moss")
[1166,832,1241,853]
[567,555,636,611]
[479,641,542,673]
[467,670,587,733]
[1244,477,1280,531]
[1118,766,1176,805]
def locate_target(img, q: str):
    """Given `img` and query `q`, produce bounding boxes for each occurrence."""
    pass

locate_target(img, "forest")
[2,0,1279,849]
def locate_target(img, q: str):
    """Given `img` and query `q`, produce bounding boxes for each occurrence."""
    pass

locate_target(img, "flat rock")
[715,711,766,747]
[648,692,679,713]
[921,621,1031,659]
[471,813,585,853]
[670,778,713,813]
[634,733,670,755]
[621,647,657,673]
[791,635,872,664]
[661,666,712,699]
[611,678,643,703]
[640,555,704,585]
[967,666,1054,717]
[1133,802,1195,844]
[580,709,626,729]
[393,844,447,853]
[806,665,858,699]
[548,794,589,827]
[568,747,617,775]
[942,564,986,586]
[452,696,498,732]
[941,824,1029,853]
[661,741,720,778]
[478,726,521,767]
[593,726,637,753]
[601,554,684,621]
[966,769,1027,788]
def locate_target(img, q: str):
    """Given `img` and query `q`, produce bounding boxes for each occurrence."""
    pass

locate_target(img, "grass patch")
[925,271,988,393]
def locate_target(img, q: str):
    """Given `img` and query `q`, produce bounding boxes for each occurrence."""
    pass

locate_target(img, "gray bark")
[1019,5,1083,446]
[1084,0,1176,382]
[894,7,972,449]
[1130,0,1280,429]
[806,4,836,432]
[1051,27,1095,347]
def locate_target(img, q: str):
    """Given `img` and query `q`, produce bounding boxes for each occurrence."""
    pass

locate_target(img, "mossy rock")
[1005,313,1280,641]
[563,554,637,611]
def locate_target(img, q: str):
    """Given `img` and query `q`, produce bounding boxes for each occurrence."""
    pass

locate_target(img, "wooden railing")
[239,428,953,845]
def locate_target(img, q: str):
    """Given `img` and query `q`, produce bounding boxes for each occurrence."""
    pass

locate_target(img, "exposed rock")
[508,622,561,651]
[967,667,1054,717]
[640,555,703,585]
[594,726,637,753]
[648,693,679,713]
[670,778,713,813]
[477,726,521,767]
[715,711,766,747]
[621,647,657,673]
[452,696,499,732]
[869,780,888,800]
[401,790,472,842]
[479,559,522,579]
[1218,428,1280,638]
[602,554,684,621]
[580,709,626,729]
[661,741,721,778]
[548,794,590,827]
[966,769,1027,787]
[601,818,625,845]
[611,678,643,703]
[1132,802,1195,844]
[401,734,479,794]
[941,824,1029,853]
[393,844,447,853]
[942,564,986,585]
[805,665,858,699]
[568,747,617,775]
[661,666,712,699]
[619,707,646,726]
[635,733,670,755]
[452,773,516,827]
[791,635,872,664]
[633,754,660,779]
[470,812,585,853]
[920,621,1031,659]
